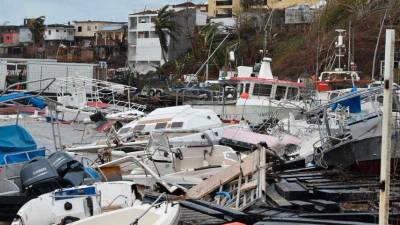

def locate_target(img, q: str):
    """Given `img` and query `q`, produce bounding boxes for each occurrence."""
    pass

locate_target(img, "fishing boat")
[185,57,306,125]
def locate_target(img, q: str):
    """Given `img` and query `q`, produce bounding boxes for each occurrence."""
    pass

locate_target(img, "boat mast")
[379,29,395,225]
[347,21,351,71]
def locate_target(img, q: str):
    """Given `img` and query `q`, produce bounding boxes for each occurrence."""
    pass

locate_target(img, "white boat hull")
[70,201,179,225]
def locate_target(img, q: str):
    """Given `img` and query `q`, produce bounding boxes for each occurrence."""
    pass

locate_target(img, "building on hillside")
[73,20,126,47]
[128,4,207,74]
[0,27,19,45]
[168,1,208,13]
[94,23,127,46]
[44,24,75,45]
[285,3,325,24]
[207,0,322,17]
[94,23,128,65]
[0,26,28,57]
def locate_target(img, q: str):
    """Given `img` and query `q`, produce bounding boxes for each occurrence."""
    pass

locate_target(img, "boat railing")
[313,133,352,168]
[2,148,46,166]
[306,87,386,116]
[52,76,145,112]
[0,78,56,103]
[130,192,169,225]
[103,98,146,111]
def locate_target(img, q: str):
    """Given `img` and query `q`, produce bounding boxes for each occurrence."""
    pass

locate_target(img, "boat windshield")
[275,86,287,100]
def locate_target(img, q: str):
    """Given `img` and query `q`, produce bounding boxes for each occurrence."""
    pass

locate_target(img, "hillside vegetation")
[156,0,400,82]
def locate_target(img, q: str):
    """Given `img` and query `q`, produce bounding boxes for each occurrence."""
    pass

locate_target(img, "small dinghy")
[70,193,180,225]
[11,181,137,225]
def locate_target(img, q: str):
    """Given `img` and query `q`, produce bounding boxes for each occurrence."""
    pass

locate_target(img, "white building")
[128,4,207,74]
[128,10,164,74]
[44,24,75,42]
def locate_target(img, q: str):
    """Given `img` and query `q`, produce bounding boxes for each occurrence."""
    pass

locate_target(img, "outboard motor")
[20,158,61,195]
[48,152,85,187]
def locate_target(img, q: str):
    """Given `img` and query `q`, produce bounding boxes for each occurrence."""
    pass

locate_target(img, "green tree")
[154,6,180,64]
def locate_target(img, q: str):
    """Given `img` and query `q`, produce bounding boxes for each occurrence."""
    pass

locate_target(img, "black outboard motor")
[20,158,61,195]
[48,152,85,187]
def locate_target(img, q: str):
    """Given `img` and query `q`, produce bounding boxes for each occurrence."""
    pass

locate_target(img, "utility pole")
[379,29,395,225]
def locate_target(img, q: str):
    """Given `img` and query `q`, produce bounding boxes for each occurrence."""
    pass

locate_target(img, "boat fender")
[86,197,94,216]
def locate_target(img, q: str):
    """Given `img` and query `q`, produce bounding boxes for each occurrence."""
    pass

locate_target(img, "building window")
[56,29,59,32]
[149,31,158,38]
[138,31,149,38]
[216,0,233,6]
[77,26,82,32]
[138,16,149,23]
[253,84,272,97]
[95,26,97,30]
[48,30,52,35]
[151,17,156,23]
[68,30,74,35]
[87,26,92,31]
[64,30,66,32]
[245,83,250,93]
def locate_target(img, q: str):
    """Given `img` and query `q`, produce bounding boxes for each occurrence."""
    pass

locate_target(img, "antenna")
[335,29,346,71]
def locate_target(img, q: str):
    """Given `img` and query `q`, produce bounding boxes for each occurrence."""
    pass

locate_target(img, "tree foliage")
[154,6,180,63]
[26,16,45,45]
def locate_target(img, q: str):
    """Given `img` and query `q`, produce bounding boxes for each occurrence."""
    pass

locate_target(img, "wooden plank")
[240,180,258,192]
[309,199,339,212]
[275,180,308,200]
[290,200,315,211]
[186,151,260,199]
[265,185,293,208]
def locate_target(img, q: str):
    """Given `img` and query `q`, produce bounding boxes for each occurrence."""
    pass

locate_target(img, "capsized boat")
[306,86,400,173]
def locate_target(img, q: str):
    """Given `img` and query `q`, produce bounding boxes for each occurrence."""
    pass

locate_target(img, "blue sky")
[0,0,206,25]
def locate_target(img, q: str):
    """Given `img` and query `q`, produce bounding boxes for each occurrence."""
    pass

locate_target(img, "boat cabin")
[229,57,304,101]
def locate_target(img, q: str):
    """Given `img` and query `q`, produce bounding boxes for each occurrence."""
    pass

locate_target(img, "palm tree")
[154,6,179,64]
[26,16,45,45]
[26,16,45,57]
[200,23,221,47]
